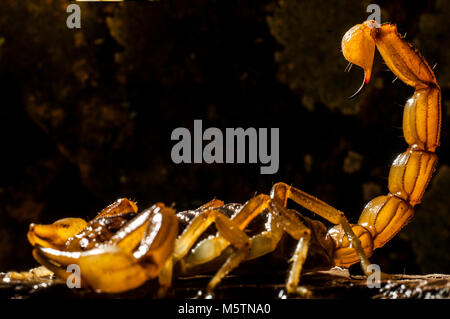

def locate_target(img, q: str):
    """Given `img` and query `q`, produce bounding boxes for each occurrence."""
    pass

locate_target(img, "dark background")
[0,0,448,276]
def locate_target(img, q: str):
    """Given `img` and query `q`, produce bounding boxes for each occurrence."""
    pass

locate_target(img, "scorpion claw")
[27,218,88,250]
[28,203,179,293]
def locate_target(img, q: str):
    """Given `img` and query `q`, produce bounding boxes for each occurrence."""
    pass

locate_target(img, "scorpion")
[26,20,441,297]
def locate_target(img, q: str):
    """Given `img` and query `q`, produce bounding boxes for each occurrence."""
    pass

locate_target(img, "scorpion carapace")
[25,20,441,297]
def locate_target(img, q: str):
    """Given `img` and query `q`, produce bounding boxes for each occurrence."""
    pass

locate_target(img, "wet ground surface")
[1,268,449,299]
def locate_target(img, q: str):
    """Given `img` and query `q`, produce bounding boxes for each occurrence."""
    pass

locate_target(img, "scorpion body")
[26,21,441,297]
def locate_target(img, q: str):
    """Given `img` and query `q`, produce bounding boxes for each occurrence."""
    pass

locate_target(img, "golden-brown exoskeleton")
[27,20,440,297]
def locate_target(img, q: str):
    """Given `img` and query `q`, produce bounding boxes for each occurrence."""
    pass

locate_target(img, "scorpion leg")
[173,205,253,293]
[204,213,285,293]
[173,195,272,267]
[245,213,284,260]
[147,198,227,296]
[179,195,313,296]
[179,198,283,272]
[156,257,174,297]
[206,199,312,295]
[205,241,250,293]
[268,200,312,297]
[271,182,375,276]
[177,195,277,272]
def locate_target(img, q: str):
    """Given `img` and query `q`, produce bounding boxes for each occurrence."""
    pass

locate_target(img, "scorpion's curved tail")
[329,21,441,267]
